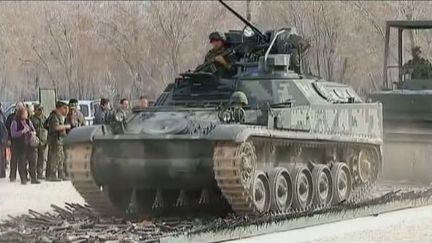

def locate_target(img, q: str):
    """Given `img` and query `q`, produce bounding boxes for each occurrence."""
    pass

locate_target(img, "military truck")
[369,20,432,183]
[65,1,382,217]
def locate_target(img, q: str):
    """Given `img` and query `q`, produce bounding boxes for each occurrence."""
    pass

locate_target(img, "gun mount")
[195,1,309,76]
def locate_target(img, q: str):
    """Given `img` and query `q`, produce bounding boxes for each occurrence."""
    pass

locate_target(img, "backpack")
[44,114,52,130]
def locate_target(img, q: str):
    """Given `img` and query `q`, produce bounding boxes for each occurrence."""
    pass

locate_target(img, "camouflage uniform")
[109,109,128,132]
[203,47,235,78]
[46,111,66,180]
[403,57,432,79]
[30,112,47,179]
[65,109,85,131]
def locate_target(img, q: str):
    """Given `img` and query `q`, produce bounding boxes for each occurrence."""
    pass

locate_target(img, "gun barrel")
[218,0,266,41]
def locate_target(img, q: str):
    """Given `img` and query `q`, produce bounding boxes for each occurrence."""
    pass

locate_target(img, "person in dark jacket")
[0,102,7,178]
[10,108,40,184]
[93,98,111,125]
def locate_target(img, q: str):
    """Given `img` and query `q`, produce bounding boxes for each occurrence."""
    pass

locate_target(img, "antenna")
[218,0,266,41]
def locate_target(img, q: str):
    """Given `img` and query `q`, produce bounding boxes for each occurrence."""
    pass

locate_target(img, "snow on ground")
[233,205,432,243]
[0,177,84,220]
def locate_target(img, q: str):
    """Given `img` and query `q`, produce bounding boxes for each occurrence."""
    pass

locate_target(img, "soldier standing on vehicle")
[45,101,70,181]
[230,91,248,123]
[65,99,85,132]
[403,46,432,79]
[94,98,111,125]
[199,32,235,77]
[30,104,48,180]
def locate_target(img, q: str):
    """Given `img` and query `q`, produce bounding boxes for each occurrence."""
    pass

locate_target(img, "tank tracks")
[67,143,121,217]
[67,139,378,218]
[213,139,380,215]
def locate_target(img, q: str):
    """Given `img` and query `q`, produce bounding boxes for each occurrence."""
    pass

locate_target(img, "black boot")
[46,176,61,182]
[31,179,41,184]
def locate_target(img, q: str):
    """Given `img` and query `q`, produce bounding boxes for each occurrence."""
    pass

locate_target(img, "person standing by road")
[6,101,25,182]
[94,98,111,125]
[65,99,85,132]
[30,104,48,180]
[46,101,70,181]
[10,108,39,184]
[0,102,7,178]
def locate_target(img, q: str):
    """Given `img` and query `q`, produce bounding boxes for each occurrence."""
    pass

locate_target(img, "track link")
[213,139,380,215]
[67,143,121,217]
[213,142,257,214]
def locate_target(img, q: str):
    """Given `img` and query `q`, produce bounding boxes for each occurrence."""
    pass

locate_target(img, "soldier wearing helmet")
[229,91,248,123]
[403,46,432,79]
[200,31,235,77]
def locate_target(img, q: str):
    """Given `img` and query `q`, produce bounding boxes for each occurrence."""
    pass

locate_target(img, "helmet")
[230,91,248,106]
[412,46,421,54]
[209,31,225,42]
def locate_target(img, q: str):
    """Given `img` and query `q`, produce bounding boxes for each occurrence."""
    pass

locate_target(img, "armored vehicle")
[368,21,432,183]
[65,1,382,217]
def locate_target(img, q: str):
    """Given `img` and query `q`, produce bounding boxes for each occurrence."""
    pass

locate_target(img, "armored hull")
[65,76,383,217]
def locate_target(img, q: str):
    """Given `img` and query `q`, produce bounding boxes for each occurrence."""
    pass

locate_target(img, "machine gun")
[218,0,268,43]
[195,0,309,75]
[194,43,245,73]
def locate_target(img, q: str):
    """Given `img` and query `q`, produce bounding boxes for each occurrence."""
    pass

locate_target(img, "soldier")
[137,96,149,109]
[229,91,248,123]
[403,46,432,79]
[65,99,85,132]
[115,98,129,122]
[108,98,129,132]
[199,32,235,77]
[45,101,70,181]
[30,104,48,179]
[94,98,111,125]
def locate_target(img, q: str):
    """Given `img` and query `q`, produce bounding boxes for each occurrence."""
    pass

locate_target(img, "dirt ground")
[0,177,84,220]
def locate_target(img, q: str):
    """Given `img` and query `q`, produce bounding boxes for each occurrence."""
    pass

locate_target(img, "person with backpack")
[10,108,39,184]
[6,102,25,182]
